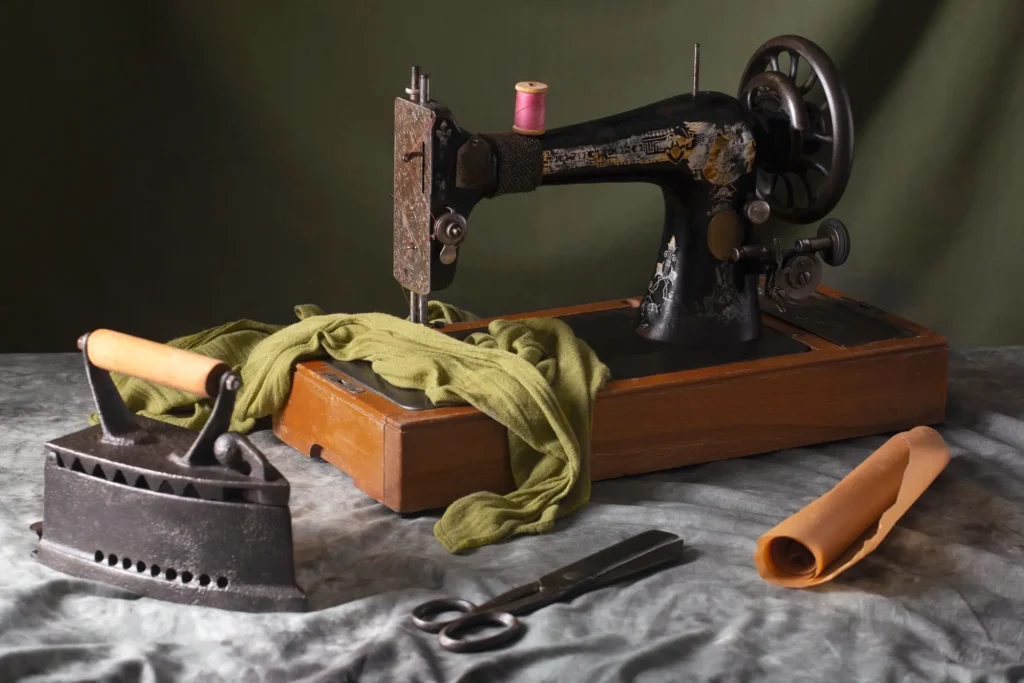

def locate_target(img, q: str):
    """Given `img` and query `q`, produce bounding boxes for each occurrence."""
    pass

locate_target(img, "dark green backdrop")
[4,1,1023,352]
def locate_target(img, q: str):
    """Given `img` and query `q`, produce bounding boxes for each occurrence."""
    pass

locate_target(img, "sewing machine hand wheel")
[738,35,854,224]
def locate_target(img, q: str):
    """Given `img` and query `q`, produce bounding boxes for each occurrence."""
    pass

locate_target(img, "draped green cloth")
[90,303,609,553]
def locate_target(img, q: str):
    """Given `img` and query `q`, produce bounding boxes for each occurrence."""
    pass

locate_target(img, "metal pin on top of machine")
[31,329,307,613]
[692,43,700,96]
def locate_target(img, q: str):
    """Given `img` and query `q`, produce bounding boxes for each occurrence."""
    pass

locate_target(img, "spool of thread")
[513,81,547,135]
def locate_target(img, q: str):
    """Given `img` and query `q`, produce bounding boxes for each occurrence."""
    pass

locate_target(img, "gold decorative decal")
[541,122,755,187]
[667,136,686,163]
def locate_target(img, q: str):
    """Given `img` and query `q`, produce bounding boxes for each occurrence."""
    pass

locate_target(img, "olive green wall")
[3,1,1023,352]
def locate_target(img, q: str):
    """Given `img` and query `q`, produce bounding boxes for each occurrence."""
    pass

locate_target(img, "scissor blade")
[473,532,683,619]
[538,530,681,588]
[580,538,685,593]
[474,581,542,612]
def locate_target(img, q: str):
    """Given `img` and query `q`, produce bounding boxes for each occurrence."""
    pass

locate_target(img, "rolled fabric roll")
[755,426,951,588]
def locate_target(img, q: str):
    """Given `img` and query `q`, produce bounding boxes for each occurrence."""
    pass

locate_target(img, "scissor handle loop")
[438,610,524,653]
[410,598,476,633]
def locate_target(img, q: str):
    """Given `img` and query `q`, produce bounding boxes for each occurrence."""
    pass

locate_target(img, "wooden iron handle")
[79,329,231,398]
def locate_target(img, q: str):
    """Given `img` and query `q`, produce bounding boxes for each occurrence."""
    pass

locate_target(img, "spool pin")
[513,81,547,136]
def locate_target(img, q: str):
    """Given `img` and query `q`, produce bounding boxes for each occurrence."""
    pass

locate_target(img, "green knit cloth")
[89,302,609,553]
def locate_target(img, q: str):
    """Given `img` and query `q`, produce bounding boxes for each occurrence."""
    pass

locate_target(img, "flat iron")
[31,329,307,613]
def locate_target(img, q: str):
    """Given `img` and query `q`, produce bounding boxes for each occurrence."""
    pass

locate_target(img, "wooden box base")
[272,287,948,513]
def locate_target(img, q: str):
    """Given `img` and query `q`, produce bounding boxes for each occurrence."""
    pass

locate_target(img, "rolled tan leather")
[755,426,951,588]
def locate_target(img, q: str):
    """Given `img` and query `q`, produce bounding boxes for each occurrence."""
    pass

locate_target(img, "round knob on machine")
[794,217,850,267]
[744,199,772,225]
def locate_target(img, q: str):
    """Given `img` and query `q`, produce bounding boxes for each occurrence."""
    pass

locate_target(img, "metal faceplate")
[394,97,436,295]
[760,293,915,347]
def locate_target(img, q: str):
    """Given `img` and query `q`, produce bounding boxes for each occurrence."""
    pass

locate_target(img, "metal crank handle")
[78,329,233,398]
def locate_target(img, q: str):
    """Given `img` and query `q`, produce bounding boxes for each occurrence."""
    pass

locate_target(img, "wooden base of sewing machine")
[272,286,948,513]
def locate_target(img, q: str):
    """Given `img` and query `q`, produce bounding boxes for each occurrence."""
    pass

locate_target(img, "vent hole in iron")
[122,557,132,570]
[136,561,146,572]
[112,470,128,485]
[199,574,211,587]
[91,463,105,478]
[165,568,177,581]
[182,484,200,498]
[94,550,104,562]
[70,459,85,473]
[55,454,66,468]
[107,554,118,566]
[135,475,151,490]
[217,577,228,589]
[181,571,193,584]
[158,481,175,495]
[150,564,161,577]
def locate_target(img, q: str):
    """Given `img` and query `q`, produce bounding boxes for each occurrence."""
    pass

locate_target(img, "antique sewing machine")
[273,35,948,512]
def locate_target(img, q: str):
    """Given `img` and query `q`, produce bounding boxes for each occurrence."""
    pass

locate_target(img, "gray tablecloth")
[1,349,1023,682]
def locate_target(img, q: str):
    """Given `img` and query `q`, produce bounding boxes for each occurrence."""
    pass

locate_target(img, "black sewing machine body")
[540,92,763,346]
[394,35,854,349]
[397,91,765,346]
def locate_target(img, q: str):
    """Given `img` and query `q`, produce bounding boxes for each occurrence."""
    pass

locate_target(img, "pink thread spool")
[513,81,547,135]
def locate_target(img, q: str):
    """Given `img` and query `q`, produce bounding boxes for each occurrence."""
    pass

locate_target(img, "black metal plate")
[330,307,810,411]
[326,360,450,412]
[760,293,915,347]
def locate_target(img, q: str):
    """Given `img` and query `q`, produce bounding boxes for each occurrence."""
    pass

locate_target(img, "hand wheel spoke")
[796,170,816,206]
[769,55,781,73]
[801,71,819,94]
[756,170,778,199]
[780,174,796,208]
[789,52,801,81]
[803,159,830,177]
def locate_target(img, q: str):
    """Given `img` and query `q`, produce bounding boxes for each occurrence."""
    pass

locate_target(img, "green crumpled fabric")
[88,302,609,553]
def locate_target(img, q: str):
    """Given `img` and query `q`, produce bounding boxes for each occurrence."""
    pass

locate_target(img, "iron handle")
[78,329,232,399]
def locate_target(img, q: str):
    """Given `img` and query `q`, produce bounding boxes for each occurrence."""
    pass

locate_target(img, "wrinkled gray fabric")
[1,349,1023,682]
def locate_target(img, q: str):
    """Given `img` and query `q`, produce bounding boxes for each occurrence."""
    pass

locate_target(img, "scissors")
[410,529,685,653]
